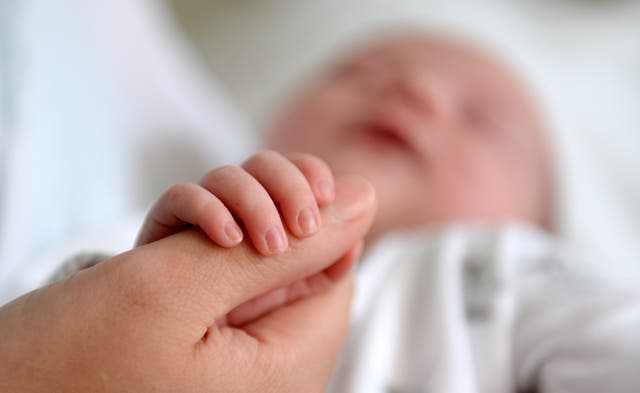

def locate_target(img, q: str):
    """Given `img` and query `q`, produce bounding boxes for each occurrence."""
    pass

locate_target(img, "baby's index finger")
[286,152,336,206]
[136,183,243,248]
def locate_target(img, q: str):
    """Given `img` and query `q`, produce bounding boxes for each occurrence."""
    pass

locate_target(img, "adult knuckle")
[119,270,162,312]
[117,254,179,314]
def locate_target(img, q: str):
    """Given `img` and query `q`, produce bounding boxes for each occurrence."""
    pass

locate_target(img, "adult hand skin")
[0,177,376,393]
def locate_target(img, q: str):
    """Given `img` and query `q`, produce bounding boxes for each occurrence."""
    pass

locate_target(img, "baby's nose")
[394,67,454,123]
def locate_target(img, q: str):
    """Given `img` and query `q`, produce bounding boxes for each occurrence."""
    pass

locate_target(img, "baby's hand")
[135,151,335,256]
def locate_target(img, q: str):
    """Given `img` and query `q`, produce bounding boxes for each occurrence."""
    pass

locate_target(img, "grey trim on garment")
[47,253,113,284]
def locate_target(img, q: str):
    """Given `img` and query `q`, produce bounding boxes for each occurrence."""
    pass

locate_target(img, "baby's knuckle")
[165,183,192,204]
[291,151,326,166]
[248,150,283,166]
[240,190,273,214]
[199,197,223,217]
[283,186,314,206]
[312,156,331,172]
[290,153,332,178]
[287,151,315,162]
[208,164,243,182]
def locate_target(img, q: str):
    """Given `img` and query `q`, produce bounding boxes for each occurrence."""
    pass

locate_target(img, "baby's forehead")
[333,34,530,99]
[329,33,547,147]
[337,36,528,106]
[338,35,497,72]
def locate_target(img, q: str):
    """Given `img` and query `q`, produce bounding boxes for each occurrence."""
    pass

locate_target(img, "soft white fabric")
[0,0,256,303]
[328,224,640,393]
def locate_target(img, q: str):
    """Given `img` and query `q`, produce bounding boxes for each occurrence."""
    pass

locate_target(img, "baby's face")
[267,34,549,238]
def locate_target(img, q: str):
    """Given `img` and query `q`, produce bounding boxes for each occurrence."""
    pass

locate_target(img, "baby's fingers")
[200,165,288,256]
[243,151,321,239]
[286,152,335,206]
[135,183,243,247]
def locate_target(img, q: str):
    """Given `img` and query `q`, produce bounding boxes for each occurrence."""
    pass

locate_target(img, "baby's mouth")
[351,109,423,157]
[363,124,410,149]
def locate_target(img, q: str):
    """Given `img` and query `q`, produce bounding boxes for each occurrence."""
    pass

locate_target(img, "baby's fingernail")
[316,180,334,201]
[332,176,376,222]
[265,226,287,254]
[224,221,243,244]
[297,207,318,235]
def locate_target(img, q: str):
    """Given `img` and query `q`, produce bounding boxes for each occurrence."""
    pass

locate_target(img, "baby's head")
[267,31,552,239]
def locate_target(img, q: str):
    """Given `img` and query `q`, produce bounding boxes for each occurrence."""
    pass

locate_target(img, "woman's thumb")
[222,277,355,392]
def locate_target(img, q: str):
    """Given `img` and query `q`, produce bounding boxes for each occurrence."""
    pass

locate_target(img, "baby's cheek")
[411,158,484,220]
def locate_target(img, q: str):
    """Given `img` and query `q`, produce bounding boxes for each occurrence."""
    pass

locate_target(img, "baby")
[135,31,552,323]
[137,31,551,252]
[134,33,640,392]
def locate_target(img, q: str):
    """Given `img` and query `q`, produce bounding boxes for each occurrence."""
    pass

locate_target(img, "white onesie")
[327,223,640,393]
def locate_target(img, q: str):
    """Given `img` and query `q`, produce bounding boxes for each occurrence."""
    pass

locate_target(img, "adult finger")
[220,277,355,392]
[221,241,363,327]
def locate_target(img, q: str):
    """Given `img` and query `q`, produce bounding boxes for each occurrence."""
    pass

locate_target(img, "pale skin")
[0,33,550,391]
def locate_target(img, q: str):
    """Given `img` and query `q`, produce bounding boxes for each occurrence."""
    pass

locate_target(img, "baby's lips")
[330,175,377,222]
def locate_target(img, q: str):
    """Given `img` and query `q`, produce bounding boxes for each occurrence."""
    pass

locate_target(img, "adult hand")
[0,177,376,392]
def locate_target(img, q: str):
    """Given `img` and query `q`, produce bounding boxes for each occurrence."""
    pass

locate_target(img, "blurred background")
[1,0,639,301]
